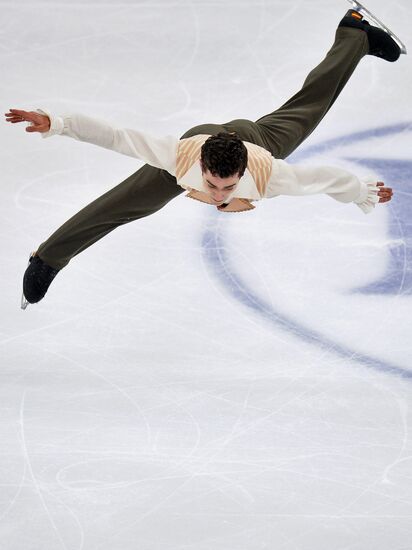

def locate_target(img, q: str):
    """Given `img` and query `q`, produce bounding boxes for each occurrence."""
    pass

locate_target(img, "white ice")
[1,1,412,549]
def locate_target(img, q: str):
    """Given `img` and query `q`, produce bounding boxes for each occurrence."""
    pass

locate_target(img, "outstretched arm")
[4,108,178,176]
[266,159,393,213]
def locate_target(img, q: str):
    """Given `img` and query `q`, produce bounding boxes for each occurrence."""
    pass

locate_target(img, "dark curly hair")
[200,132,248,178]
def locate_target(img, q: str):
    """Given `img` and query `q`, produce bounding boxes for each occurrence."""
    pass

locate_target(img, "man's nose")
[213,191,226,200]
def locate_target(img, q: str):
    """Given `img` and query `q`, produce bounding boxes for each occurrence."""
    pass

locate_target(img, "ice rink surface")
[1,0,412,548]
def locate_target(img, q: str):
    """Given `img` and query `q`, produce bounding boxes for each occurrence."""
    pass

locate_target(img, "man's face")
[201,167,240,205]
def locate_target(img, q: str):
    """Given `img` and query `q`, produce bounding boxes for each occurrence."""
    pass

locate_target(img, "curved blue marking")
[201,123,412,378]
[289,123,412,296]
[288,123,412,163]
[345,158,412,295]
[202,223,412,379]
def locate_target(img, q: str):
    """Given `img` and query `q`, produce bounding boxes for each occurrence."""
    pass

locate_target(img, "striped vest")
[176,134,272,212]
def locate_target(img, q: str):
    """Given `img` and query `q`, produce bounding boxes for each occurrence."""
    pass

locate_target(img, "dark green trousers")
[37,27,368,270]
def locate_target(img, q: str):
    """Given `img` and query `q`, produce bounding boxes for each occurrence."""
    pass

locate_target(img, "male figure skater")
[5,7,405,309]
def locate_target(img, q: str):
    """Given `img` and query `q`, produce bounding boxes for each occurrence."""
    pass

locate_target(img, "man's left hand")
[377,181,393,203]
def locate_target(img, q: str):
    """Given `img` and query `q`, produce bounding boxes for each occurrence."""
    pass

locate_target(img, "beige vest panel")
[176,135,207,180]
[243,141,273,197]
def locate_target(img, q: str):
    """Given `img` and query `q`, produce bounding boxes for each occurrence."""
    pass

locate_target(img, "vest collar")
[177,161,262,201]
[185,189,255,212]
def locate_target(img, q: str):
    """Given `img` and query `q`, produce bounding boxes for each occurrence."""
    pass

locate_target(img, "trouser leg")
[255,26,369,159]
[37,121,237,271]
[35,125,229,271]
[36,164,183,270]
[186,27,369,160]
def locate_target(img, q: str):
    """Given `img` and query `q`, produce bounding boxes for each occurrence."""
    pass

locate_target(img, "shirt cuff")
[35,108,65,138]
[354,178,380,214]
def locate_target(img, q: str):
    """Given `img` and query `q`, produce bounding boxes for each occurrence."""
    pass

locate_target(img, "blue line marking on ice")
[288,123,412,163]
[345,158,412,295]
[202,123,412,378]
[202,226,412,379]
[290,123,412,296]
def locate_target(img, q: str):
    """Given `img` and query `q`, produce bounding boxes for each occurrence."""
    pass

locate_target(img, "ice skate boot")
[21,253,60,309]
[339,1,407,62]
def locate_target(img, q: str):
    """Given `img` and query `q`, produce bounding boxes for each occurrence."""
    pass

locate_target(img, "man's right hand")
[4,109,51,133]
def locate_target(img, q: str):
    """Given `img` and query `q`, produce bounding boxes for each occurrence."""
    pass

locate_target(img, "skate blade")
[346,0,407,54]
[20,251,36,311]
[21,294,29,310]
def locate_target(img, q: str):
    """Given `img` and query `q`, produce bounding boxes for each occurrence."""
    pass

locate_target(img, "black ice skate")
[21,253,60,310]
[340,1,407,62]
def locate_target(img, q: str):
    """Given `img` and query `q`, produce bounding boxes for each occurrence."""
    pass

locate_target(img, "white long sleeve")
[266,159,380,213]
[36,109,179,176]
[35,109,381,214]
